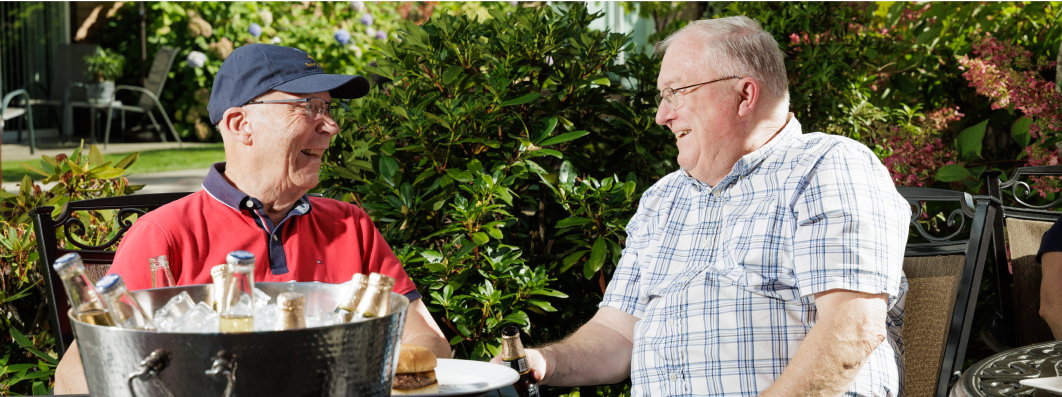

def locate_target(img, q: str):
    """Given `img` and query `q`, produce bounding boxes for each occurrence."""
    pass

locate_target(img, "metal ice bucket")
[70,282,409,397]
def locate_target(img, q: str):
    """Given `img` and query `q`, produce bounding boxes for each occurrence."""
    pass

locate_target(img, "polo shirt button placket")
[272,234,278,241]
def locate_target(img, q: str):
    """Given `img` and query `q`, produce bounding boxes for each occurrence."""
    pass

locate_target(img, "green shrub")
[97,1,517,141]
[318,4,670,395]
[0,143,140,395]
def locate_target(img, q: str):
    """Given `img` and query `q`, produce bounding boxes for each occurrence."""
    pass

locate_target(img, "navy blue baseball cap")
[208,44,370,124]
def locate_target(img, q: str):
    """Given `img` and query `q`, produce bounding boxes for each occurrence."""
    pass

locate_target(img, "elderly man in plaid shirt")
[493,16,910,396]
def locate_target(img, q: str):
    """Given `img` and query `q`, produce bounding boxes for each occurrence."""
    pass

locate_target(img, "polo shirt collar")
[203,162,313,215]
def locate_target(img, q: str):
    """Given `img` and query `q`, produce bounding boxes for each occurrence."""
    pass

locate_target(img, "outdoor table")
[952,339,1062,397]
[52,385,520,396]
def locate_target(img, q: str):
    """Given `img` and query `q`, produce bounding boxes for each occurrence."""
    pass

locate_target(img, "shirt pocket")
[713,195,799,300]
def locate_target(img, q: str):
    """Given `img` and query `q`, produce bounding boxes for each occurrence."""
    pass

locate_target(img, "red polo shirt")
[107,163,419,300]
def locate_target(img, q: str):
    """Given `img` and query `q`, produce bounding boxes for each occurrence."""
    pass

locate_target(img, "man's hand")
[761,289,889,397]
[488,306,637,386]
[401,298,452,359]
[54,341,88,394]
[490,347,553,383]
[1040,252,1062,339]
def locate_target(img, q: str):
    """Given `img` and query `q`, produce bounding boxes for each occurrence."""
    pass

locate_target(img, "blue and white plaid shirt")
[601,117,909,396]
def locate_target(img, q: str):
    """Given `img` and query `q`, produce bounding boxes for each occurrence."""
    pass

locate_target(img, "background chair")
[2,88,36,153]
[24,43,98,143]
[100,46,182,148]
[982,168,1060,351]
[897,186,998,397]
[31,192,191,359]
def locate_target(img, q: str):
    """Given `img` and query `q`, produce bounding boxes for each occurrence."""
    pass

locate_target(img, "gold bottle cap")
[276,292,305,310]
[367,272,396,289]
[210,264,231,279]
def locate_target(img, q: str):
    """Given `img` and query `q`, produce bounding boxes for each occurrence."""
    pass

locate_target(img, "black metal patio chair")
[897,186,998,397]
[31,192,191,359]
[981,167,1062,351]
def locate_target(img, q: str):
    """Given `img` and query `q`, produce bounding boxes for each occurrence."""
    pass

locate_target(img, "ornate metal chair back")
[897,187,998,397]
[30,192,190,359]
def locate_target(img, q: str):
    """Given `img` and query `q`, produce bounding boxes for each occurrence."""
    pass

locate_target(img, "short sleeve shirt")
[1037,216,1062,263]
[600,117,909,396]
[106,163,420,300]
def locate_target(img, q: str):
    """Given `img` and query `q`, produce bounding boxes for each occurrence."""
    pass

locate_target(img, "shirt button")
[246,201,254,208]
[712,190,722,198]
[669,373,678,381]
[666,319,675,326]
[272,235,278,241]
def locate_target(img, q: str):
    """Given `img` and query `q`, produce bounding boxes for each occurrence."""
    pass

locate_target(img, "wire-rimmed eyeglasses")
[657,76,740,111]
[244,97,341,121]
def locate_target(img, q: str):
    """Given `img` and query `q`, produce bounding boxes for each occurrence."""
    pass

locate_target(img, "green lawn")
[2,144,226,182]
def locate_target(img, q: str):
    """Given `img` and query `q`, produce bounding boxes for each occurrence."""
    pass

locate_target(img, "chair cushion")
[2,106,26,120]
[1005,217,1056,345]
[901,254,965,397]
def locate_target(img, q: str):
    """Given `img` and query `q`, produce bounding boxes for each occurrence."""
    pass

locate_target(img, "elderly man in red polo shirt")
[53,44,451,393]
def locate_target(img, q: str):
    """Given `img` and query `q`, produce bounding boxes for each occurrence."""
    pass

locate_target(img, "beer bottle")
[354,273,394,318]
[96,274,157,330]
[275,292,306,331]
[219,251,255,333]
[53,253,114,327]
[210,264,232,312]
[149,255,176,289]
[334,273,369,321]
[501,326,542,397]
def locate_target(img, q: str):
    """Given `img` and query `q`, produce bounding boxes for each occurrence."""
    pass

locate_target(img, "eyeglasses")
[657,76,740,111]
[244,98,341,121]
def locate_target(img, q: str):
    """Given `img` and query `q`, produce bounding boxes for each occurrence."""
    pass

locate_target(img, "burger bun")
[396,344,437,373]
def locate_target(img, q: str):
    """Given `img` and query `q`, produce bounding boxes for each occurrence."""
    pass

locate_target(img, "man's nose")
[655,102,674,126]
[320,117,340,136]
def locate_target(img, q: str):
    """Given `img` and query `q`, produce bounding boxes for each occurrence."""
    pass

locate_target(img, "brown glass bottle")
[501,326,542,397]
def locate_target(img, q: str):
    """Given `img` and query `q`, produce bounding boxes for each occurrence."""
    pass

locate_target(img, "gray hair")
[655,16,789,102]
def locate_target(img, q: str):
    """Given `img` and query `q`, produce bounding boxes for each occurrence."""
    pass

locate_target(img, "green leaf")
[331,166,361,181]
[935,164,974,182]
[446,169,474,183]
[539,130,590,147]
[379,156,400,185]
[488,227,504,240]
[1012,117,1033,147]
[503,311,530,327]
[524,160,548,176]
[442,65,464,85]
[527,299,557,312]
[499,92,541,107]
[528,288,568,298]
[559,161,576,187]
[591,76,610,86]
[471,232,490,245]
[955,120,988,160]
[449,335,465,345]
[88,144,105,167]
[9,327,32,348]
[113,152,139,170]
[583,237,607,279]
[89,167,126,179]
[20,162,51,177]
[555,217,592,228]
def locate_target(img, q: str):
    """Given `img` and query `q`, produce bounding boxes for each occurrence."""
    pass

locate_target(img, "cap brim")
[272,73,370,99]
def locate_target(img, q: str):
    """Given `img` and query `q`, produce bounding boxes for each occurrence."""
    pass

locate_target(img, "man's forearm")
[1040,253,1062,339]
[761,290,888,397]
[537,306,636,386]
[54,341,89,395]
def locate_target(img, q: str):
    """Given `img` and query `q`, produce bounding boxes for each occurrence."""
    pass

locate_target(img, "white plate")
[399,358,520,396]
[1021,376,1062,394]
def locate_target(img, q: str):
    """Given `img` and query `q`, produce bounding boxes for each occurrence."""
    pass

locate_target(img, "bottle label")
[503,356,529,374]
[525,383,541,397]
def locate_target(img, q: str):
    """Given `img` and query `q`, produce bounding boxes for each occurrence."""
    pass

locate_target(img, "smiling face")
[243,90,339,193]
[655,35,740,180]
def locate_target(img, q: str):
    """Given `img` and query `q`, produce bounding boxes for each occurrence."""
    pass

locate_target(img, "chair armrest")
[114,85,163,106]
[2,89,31,118]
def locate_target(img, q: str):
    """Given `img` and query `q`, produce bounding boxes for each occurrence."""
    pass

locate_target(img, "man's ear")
[221,107,253,145]
[736,78,759,117]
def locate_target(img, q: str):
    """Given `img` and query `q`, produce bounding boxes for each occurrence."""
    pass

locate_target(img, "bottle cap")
[226,251,255,266]
[149,255,169,269]
[95,274,124,294]
[53,252,83,272]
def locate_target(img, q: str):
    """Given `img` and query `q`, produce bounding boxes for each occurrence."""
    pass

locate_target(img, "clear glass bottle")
[501,326,542,397]
[354,273,394,318]
[334,273,369,322]
[95,274,157,330]
[275,292,306,331]
[149,255,176,289]
[52,253,114,327]
[219,251,255,333]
